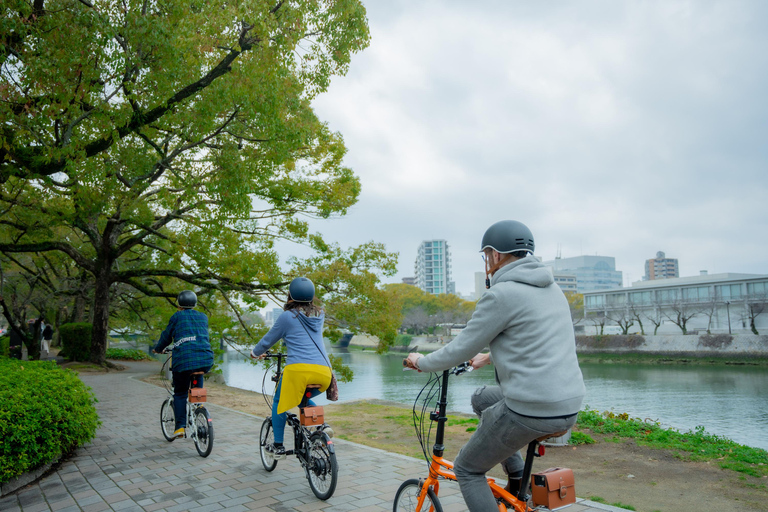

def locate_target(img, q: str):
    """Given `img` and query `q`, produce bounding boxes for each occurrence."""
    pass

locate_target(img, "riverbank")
[153,374,767,512]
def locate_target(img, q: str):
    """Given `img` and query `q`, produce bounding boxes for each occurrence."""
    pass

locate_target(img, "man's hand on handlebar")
[403,352,424,371]
[469,352,491,370]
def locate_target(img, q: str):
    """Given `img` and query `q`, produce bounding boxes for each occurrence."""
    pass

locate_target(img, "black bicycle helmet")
[177,290,198,309]
[288,277,315,303]
[480,220,535,254]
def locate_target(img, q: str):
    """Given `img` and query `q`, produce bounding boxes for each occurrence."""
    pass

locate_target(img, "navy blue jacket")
[153,309,214,373]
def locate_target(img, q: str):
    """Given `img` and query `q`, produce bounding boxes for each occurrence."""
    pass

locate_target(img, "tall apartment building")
[414,240,455,295]
[542,255,623,292]
[644,251,679,280]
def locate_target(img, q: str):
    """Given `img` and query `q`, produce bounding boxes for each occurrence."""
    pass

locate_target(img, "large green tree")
[0,0,390,364]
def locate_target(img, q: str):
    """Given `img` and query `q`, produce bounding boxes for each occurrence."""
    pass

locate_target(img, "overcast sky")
[296,0,768,297]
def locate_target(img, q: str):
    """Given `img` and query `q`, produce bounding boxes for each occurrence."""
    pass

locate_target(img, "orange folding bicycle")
[394,361,574,512]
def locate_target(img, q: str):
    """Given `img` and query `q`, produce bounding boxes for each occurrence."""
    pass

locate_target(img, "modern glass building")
[542,255,623,292]
[415,240,455,295]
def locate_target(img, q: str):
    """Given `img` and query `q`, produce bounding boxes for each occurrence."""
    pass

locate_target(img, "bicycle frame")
[410,367,535,512]
[259,352,338,500]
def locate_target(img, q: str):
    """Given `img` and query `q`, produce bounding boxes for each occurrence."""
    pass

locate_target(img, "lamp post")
[725,301,732,334]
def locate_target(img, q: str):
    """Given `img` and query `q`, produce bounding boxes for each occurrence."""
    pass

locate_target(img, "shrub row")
[576,334,646,349]
[59,323,92,361]
[0,359,100,484]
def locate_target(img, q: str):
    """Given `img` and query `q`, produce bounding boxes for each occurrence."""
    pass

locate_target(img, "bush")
[59,323,92,361]
[0,335,8,357]
[105,348,152,361]
[0,359,100,483]
[395,334,413,347]
[576,334,645,349]
[698,334,733,349]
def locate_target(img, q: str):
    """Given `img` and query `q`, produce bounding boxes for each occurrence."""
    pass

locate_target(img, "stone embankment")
[347,333,768,357]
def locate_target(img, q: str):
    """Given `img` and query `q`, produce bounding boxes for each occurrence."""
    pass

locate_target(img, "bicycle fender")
[313,432,335,454]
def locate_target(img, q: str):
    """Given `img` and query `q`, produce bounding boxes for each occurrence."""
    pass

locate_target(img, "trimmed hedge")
[0,359,100,484]
[59,323,92,362]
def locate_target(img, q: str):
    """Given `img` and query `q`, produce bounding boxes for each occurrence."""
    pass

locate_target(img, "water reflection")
[220,348,768,451]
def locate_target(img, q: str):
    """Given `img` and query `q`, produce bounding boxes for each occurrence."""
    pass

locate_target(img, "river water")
[220,347,768,451]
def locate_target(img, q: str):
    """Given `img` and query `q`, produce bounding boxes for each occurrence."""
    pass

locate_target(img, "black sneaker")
[272,444,286,460]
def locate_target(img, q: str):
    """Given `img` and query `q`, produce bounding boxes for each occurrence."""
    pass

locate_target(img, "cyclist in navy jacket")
[153,291,214,438]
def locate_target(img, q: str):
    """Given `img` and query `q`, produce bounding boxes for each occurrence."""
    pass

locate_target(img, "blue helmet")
[288,277,315,302]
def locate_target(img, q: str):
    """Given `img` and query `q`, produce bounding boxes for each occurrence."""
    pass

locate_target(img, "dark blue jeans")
[172,369,206,430]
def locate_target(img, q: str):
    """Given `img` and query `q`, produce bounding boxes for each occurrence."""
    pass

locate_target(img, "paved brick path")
[1,361,621,512]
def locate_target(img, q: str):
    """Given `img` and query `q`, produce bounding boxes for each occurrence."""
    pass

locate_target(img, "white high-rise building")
[415,240,455,295]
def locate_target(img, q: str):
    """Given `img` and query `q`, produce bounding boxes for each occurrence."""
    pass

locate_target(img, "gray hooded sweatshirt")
[418,255,585,418]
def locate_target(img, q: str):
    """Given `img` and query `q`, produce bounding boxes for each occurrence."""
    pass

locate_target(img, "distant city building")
[542,255,623,292]
[414,240,455,295]
[583,272,768,334]
[552,272,579,293]
[402,277,416,286]
[644,251,679,281]
[474,271,486,300]
[265,307,283,327]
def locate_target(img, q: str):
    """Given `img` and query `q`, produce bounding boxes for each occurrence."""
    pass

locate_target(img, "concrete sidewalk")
[0,361,623,512]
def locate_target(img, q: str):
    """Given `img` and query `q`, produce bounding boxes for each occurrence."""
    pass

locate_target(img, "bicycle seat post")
[517,440,539,501]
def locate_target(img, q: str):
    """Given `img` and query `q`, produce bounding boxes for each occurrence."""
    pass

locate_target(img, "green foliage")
[329,353,353,383]
[105,348,152,361]
[59,323,92,362]
[569,431,596,445]
[292,241,400,351]
[0,0,383,366]
[0,335,8,357]
[396,334,413,347]
[0,359,100,484]
[384,283,476,336]
[577,409,768,477]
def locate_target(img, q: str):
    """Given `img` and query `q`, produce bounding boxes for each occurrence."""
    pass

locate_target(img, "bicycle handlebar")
[402,358,473,375]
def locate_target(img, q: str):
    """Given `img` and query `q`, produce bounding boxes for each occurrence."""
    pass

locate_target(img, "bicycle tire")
[192,407,214,457]
[306,431,338,500]
[160,398,176,442]
[393,478,443,512]
[259,418,278,471]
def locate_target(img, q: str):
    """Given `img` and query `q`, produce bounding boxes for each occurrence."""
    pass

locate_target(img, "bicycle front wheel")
[393,479,443,512]
[306,431,338,500]
[160,398,176,442]
[259,418,278,471]
[192,407,214,457]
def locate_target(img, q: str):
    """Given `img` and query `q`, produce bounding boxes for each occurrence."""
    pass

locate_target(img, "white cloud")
[307,0,768,295]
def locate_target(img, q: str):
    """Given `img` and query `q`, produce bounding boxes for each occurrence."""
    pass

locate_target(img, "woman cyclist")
[406,220,585,512]
[250,277,332,459]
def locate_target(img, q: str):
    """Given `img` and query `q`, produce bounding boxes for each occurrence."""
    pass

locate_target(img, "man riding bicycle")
[406,220,586,512]
[153,290,214,439]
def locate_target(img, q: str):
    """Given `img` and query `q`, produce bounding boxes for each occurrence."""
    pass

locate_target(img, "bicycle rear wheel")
[259,418,278,471]
[160,398,176,442]
[306,431,338,500]
[393,479,442,512]
[192,407,214,457]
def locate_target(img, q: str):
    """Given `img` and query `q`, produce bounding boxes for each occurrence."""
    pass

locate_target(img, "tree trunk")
[90,273,111,365]
[23,318,42,360]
